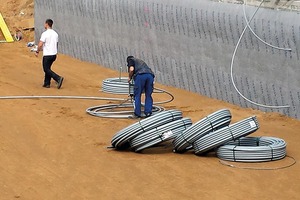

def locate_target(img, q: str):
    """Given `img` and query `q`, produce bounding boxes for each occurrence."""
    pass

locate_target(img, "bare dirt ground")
[1,1,300,200]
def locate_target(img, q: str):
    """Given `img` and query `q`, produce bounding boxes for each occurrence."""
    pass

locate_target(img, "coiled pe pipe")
[173,109,232,153]
[102,77,134,95]
[130,118,192,152]
[85,77,175,118]
[102,77,174,104]
[217,136,286,162]
[86,103,164,118]
[110,109,183,149]
[194,116,259,155]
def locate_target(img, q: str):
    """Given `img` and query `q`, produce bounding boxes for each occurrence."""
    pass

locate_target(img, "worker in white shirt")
[35,19,64,89]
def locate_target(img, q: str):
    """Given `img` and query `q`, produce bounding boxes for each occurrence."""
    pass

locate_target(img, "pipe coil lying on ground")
[111,109,182,149]
[85,77,175,118]
[173,109,232,153]
[86,103,164,118]
[130,118,192,152]
[194,116,259,155]
[217,136,286,162]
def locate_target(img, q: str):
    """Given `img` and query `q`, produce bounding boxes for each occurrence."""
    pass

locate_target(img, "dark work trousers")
[133,73,154,116]
[42,55,60,86]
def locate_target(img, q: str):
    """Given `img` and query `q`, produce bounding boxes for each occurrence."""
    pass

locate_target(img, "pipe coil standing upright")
[173,109,232,153]
[194,116,259,155]
[111,110,182,149]
[217,136,286,162]
[130,118,192,152]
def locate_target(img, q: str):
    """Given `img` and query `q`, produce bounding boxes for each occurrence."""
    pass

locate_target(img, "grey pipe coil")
[111,109,182,149]
[173,109,232,153]
[86,103,164,118]
[217,136,286,162]
[101,77,174,105]
[102,77,134,95]
[130,118,192,152]
[85,77,175,118]
[194,116,259,155]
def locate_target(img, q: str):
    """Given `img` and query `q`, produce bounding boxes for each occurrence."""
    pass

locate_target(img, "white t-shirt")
[40,29,58,56]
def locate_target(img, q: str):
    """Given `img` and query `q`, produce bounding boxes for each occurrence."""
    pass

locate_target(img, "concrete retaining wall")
[35,0,300,119]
